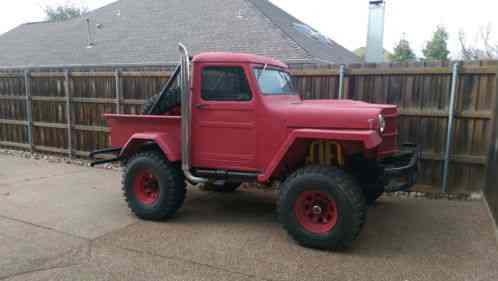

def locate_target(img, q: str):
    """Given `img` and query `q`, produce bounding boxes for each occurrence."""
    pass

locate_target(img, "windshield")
[253,67,297,95]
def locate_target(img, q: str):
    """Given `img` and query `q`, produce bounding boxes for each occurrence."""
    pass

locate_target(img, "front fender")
[120,133,181,162]
[258,129,381,182]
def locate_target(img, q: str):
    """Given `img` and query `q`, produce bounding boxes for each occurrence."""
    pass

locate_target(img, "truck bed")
[104,114,181,148]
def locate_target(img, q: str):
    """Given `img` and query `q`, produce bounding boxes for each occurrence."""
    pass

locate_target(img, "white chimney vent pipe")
[365,0,386,63]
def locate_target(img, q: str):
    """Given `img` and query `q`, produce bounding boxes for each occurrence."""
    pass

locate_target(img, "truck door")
[191,64,258,171]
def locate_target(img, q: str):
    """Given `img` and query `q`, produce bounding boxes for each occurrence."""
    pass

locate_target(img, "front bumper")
[381,143,421,192]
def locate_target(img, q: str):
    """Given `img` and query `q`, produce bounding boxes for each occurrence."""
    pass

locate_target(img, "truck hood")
[283,99,397,130]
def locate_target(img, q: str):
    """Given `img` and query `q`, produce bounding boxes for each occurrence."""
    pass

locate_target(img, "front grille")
[378,108,399,157]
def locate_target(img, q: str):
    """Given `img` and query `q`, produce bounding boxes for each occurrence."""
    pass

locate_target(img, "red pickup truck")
[92,44,419,250]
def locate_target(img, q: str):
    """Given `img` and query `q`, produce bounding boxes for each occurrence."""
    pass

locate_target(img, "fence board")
[0,124,27,144]
[485,66,498,228]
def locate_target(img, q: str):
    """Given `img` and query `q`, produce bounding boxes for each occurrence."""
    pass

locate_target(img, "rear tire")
[122,151,186,220]
[278,165,366,251]
[142,88,181,115]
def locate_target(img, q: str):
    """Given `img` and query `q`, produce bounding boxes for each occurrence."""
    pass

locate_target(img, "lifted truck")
[92,44,419,250]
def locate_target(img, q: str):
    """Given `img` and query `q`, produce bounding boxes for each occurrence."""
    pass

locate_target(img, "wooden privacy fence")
[0,61,497,194]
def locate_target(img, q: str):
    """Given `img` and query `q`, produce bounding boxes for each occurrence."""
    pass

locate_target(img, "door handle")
[195,103,209,109]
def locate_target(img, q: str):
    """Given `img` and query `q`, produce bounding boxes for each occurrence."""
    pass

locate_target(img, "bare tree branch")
[458,23,498,60]
[481,23,498,58]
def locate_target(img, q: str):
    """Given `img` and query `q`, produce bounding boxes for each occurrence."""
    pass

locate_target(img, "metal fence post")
[64,69,73,158]
[114,69,122,114]
[24,69,34,152]
[338,64,346,99]
[442,62,460,193]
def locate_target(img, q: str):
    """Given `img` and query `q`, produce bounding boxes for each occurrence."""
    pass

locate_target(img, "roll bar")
[146,64,181,115]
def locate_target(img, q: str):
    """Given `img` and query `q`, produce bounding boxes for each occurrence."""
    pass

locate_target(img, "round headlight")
[378,114,386,134]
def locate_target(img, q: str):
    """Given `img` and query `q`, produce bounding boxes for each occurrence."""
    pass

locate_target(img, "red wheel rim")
[133,169,160,205]
[294,191,338,234]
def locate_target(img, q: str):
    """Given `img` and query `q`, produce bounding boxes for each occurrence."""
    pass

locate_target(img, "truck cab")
[92,44,419,251]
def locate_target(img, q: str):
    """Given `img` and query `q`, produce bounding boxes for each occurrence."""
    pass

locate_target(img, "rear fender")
[258,129,381,182]
[120,133,181,162]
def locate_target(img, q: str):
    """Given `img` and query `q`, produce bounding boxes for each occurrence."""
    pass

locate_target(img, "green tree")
[423,26,450,61]
[390,37,416,62]
[44,5,88,22]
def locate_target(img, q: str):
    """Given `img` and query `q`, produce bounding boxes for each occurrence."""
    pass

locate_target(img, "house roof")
[0,0,360,68]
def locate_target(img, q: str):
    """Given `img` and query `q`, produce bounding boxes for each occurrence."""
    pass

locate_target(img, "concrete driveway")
[0,152,497,281]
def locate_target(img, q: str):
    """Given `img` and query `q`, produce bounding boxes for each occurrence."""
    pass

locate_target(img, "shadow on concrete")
[166,189,496,258]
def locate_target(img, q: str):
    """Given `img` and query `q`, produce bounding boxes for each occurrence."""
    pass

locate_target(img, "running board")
[195,169,259,182]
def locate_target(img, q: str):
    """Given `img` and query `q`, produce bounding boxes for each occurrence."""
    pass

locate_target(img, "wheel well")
[348,153,384,186]
[121,141,165,165]
[305,140,345,166]
[273,139,364,180]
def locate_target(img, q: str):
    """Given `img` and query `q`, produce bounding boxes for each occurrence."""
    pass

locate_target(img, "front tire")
[278,165,366,250]
[122,151,186,220]
[363,184,384,204]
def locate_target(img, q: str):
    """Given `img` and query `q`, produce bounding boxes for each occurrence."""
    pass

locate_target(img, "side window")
[201,67,252,101]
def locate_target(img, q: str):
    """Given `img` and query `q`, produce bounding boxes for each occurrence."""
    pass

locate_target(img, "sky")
[1,0,497,59]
